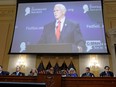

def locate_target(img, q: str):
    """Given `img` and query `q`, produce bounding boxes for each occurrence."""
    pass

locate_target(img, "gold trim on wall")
[0,5,16,70]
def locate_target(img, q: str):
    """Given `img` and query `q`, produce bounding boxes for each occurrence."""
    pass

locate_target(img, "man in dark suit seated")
[39,4,86,52]
[11,66,25,76]
[100,66,114,77]
[4,71,10,75]
[0,65,9,76]
[81,67,95,77]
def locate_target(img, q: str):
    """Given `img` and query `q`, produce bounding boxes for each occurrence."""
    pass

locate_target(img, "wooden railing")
[62,77,116,87]
[0,75,116,87]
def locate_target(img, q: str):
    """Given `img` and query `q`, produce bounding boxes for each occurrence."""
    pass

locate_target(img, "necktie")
[55,21,61,41]
[106,72,109,76]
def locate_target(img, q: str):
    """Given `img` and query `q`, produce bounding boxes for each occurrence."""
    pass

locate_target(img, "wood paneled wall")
[103,0,116,70]
[0,5,16,70]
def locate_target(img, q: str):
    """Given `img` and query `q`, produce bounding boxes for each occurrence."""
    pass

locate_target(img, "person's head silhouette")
[25,7,31,16]
[83,4,89,13]
[20,42,26,52]
[54,4,67,21]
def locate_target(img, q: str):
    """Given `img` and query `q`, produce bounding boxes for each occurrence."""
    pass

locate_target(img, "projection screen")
[10,0,108,54]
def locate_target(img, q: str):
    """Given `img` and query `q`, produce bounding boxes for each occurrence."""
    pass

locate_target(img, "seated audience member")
[0,65,9,76]
[81,67,95,77]
[100,66,114,77]
[38,70,46,74]
[61,69,68,77]
[55,68,61,74]
[28,68,38,76]
[46,67,54,74]
[11,66,25,76]
[67,68,78,77]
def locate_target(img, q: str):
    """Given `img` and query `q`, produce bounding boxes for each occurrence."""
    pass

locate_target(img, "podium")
[37,74,61,87]
[26,43,75,53]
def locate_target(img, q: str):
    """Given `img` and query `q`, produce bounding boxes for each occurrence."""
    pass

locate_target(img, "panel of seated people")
[0,64,116,87]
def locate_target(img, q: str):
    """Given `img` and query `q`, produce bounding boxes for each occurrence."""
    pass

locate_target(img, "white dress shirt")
[55,17,65,32]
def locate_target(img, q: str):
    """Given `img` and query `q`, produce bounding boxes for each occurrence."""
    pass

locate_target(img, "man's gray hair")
[54,4,67,13]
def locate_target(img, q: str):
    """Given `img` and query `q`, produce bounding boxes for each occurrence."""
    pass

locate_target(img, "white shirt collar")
[55,17,65,32]
[56,17,65,24]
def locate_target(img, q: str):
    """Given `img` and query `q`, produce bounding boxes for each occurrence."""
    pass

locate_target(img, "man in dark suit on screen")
[39,4,86,52]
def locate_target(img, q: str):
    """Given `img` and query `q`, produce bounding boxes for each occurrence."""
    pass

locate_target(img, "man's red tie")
[55,21,61,41]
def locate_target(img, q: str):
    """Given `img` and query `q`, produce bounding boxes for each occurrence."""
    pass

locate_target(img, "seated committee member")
[100,66,114,77]
[0,65,9,76]
[39,4,86,52]
[67,68,78,77]
[46,67,55,74]
[28,68,38,76]
[11,66,25,76]
[61,69,68,77]
[81,67,95,77]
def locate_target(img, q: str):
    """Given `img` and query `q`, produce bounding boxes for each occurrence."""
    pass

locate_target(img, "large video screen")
[10,0,108,54]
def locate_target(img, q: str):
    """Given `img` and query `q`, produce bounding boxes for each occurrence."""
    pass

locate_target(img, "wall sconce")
[89,57,100,68]
[89,56,100,77]
[16,55,27,68]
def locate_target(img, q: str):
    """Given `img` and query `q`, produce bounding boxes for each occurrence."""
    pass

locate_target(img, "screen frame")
[9,0,110,55]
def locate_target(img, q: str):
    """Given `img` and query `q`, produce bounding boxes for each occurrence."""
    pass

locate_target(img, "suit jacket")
[67,73,78,77]
[100,71,114,77]
[0,71,9,76]
[39,19,86,52]
[81,72,95,77]
[11,72,25,76]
